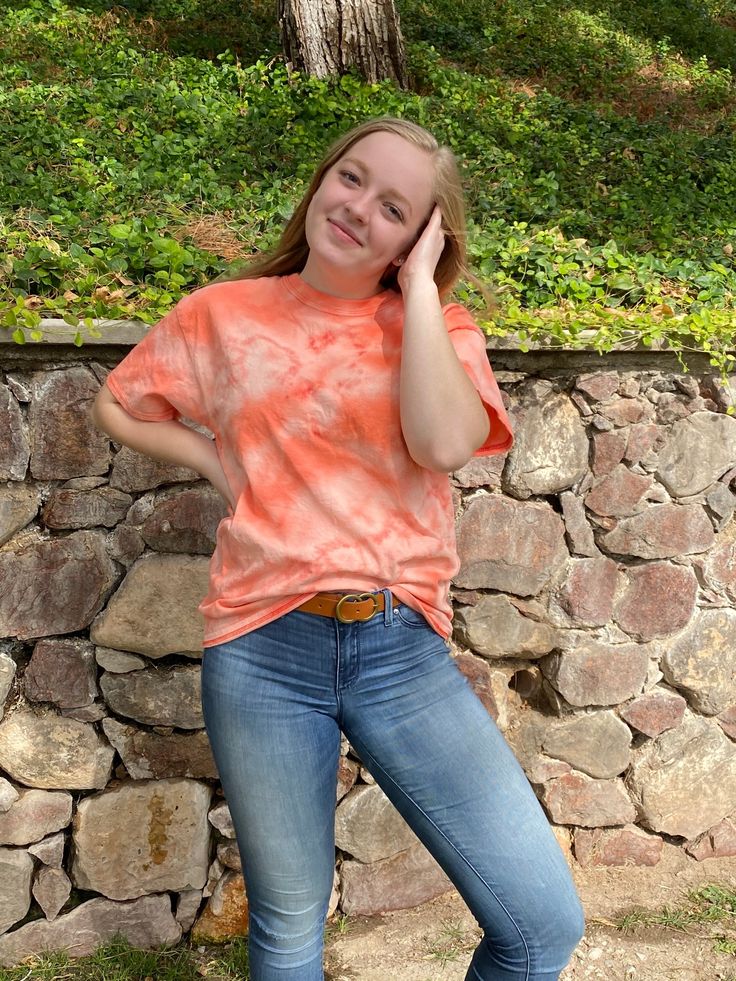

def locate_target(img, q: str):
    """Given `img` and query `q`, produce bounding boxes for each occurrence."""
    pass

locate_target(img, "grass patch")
[0,936,250,980]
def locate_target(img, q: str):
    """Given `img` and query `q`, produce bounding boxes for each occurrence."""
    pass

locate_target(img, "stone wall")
[1,332,735,964]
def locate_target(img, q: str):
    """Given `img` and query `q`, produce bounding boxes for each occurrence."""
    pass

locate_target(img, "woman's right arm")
[91,382,235,511]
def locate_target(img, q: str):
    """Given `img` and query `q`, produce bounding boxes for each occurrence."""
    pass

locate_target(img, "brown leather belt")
[297,591,399,623]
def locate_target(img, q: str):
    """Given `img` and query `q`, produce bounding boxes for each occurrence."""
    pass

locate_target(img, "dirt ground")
[324,844,736,981]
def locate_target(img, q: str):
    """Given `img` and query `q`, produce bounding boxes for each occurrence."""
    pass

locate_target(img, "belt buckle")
[335,592,379,624]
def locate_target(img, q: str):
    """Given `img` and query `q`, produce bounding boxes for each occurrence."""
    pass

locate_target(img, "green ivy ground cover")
[1,0,734,371]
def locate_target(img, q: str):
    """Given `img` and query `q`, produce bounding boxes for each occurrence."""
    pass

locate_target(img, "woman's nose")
[345,195,369,222]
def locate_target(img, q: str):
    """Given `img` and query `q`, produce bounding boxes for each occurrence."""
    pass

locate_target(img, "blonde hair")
[227,117,468,299]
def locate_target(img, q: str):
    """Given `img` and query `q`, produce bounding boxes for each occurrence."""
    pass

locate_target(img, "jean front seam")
[357,746,531,981]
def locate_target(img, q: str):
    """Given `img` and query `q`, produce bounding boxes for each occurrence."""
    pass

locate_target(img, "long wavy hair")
[226,117,468,299]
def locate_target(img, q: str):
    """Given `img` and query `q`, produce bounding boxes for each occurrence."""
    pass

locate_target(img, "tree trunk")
[278,0,408,89]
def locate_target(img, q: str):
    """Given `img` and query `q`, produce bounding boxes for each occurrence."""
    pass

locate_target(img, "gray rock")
[42,486,132,530]
[560,491,598,557]
[24,638,98,709]
[456,495,567,596]
[0,386,29,481]
[141,485,228,554]
[542,712,631,779]
[502,392,589,499]
[0,779,19,814]
[555,557,619,627]
[208,800,235,838]
[71,778,212,900]
[540,772,637,827]
[0,531,118,640]
[0,847,33,936]
[27,832,65,868]
[27,368,111,480]
[335,785,417,863]
[175,889,203,932]
[100,664,203,729]
[340,841,452,916]
[541,639,649,707]
[454,595,557,659]
[656,412,736,498]
[0,656,16,723]
[600,504,715,559]
[110,445,199,493]
[32,866,71,921]
[0,790,72,846]
[626,712,736,839]
[94,647,146,673]
[0,894,181,967]
[0,485,38,547]
[661,609,736,715]
[91,554,209,658]
[102,718,217,779]
[0,707,114,789]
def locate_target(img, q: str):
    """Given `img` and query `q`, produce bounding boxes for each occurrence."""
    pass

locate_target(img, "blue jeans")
[201,594,585,980]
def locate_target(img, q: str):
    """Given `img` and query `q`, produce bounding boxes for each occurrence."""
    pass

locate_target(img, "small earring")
[396,257,404,265]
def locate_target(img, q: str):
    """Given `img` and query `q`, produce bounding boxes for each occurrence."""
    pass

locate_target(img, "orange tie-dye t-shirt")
[106,274,513,645]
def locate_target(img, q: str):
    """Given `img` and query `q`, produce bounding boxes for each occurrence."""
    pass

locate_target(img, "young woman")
[92,117,585,981]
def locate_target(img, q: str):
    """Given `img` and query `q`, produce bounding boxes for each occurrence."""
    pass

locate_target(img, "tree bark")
[278,0,408,88]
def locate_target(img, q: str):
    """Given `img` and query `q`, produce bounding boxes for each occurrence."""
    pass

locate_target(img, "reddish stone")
[141,487,228,555]
[585,465,652,517]
[704,532,736,601]
[340,841,451,915]
[615,562,698,641]
[455,495,567,597]
[42,488,132,530]
[602,504,715,559]
[686,817,736,861]
[557,557,618,626]
[24,639,98,709]
[28,369,111,480]
[560,492,597,557]
[337,757,359,802]
[717,705,736,741]
[591,432,627,477]
[191,871,248,942]
[454,653,499,720]
[574,825,663,867]
[624,423,664,464]
[599,399,654,427]
[619,688,686,738]
[575,373,620,402]
[540,772,636,827]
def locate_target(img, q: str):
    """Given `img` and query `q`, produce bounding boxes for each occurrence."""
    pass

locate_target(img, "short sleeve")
[443,303,514,456]
[105,295,210,429]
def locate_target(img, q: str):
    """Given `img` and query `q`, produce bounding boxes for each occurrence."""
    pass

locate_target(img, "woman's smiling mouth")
[328,218,363,246]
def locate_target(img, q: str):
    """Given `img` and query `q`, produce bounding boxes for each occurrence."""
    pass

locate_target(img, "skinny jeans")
[201,592,585,980]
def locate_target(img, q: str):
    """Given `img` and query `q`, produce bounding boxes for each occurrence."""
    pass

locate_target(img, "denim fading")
[201,592,585,981]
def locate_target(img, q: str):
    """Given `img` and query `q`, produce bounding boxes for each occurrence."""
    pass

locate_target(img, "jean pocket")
[395,603,430,629]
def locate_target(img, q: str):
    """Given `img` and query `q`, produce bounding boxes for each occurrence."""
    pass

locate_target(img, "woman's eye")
[341,170,359,184]
[385,203,404,221]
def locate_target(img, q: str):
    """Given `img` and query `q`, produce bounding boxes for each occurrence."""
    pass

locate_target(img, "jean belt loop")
[382,587,394,627]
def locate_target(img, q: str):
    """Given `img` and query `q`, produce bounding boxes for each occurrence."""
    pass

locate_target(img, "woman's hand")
[397,205,446,294]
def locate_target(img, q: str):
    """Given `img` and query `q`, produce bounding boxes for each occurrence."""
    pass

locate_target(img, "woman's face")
[301,131,436,299]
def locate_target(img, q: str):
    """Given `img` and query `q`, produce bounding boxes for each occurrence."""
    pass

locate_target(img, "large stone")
[656,412,736,497]
[0,656,16,723]
[191,871,248,942]
[0,894,181,967]
[556,557,618,627]
[540,772,636,827]
[600,504,715,559]
[573,825,663,867]
[72,778,212,900]
[614,562,697,641]
[454,595,557,659]
[502,392,589,499]
[599,398,653,427]
[0,385,29,481]
[624,423,665,465]
[626,712,736,839]
[559,491,598,557]
[0,531,118,640]
[0,848,33,936]
[686,816,736,861]
[100,664,203,729]
[42,487,132,530]
[0,790,72,846]
[340,841,452,916]
[585,466,652,517]
[619,688,687,738]
[141,486,228,554]
[32,866,71,921]
[110,445,199,493]
[541,639,649,707]
[0,485,38,546]
[0,707,114,789]
[661,609,736,715]
[335,785,416,863]
[542,712,631,779]
[91,554,209,658]
[102,718,217,779]
[455,495,567,596]
[28,368,111,479]
[24,638,98,709]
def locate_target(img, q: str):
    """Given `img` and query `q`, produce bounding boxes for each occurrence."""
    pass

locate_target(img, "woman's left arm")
[398,208,490,472]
